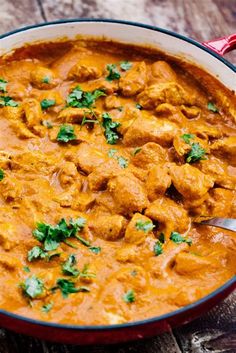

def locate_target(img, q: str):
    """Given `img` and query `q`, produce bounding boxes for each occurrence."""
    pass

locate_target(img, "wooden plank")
[40,0,236,64]
[173,292,236,353]
[0,0,44,34]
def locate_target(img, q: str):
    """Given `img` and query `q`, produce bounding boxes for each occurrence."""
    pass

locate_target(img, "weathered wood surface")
[0,1,235,352]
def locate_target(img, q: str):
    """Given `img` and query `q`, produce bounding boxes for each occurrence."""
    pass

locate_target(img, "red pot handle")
[202,34,236,56]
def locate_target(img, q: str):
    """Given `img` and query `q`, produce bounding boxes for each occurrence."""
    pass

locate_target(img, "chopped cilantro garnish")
[106,64,121,81]
[66,86,105,108]
[181,133,195,144]
[55,279,90,298]
[0,169,4,181]
[102,112,121,144]
[32,218,86,251]
[120,61,132,71]
[42,120,53,129]
[135,103,142,110]
[159,232,165,244]
[135,220,155,233]
[153,241,163,256]
[0,78,7,92]
[132,147,142,156]
[57,125,76,143]
[41,99,55,110]
[42,76,50,84]
[28,246,48,261]
[207,102,219,113]
[130,270,137,277]
[186,143,206,163]
[117,156,128,168]
[170,231,192,245]
[23,266,30,273]
[62,255,80,277]
[42,302,53,313]
[20,276,44,299]
[0,96,18,107]
[123,289,135,303]
[89,246,101,254]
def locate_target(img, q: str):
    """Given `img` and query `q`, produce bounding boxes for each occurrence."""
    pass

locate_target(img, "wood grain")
[0,1,235,352]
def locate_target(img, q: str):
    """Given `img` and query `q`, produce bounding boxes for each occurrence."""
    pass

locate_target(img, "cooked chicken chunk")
[119,62,147,96]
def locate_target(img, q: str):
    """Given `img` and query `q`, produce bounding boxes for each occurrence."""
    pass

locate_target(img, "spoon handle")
[200,218,236,232]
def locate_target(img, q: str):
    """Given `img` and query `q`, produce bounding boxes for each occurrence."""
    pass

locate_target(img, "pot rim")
[0,18,235,332]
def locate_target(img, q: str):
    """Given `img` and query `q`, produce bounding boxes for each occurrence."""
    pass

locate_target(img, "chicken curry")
[0,39,235,325]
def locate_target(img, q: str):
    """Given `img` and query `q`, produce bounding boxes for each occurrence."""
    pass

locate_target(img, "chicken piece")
[206,188,235,217]
[190,123,222,140]
[11,151,57,176]
[123,115,179,147]
[68,64,101,81]
[72,193,95,211]
[146,165,172,200]
[3,106,36,138]
[197,157,236,190]
[173,134,192,157]
[0,175,22,202]
[23,98,44,136]
[72,143,107,174]
[0,253,21,270]
[211,136,236,166]
[180,105,201,119]
[30,66,59,89]
[155,103,188,125]
[6,82,28,101]
[118,106,141,135]
[125,213,154,245]
[0,151,11,169]
[58,107,99,124]
[169,164,214,199]
[119,62,147,96]
[145,197,190,233]
[92,79,118,95]
[131,142,168,169]
[151,61,177,82]
[10,120,36,139]
[58,161,79,187]
[108,172,149,215]
[149,241,188,277]
[0,223,18,250]
[95,191,118,214]
[2,106,24,121]
[175,252,214,275]
[116,266,147,292]
[88,214,126,240]
[116,244,138,262]
[88,159,122,191]
[137,82,192,109]
[104,95,121,110]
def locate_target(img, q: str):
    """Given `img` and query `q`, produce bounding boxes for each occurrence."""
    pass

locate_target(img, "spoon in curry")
[196,218,236,232]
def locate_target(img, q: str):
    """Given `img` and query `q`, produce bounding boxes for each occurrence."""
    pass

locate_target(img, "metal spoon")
[198,218,236,232]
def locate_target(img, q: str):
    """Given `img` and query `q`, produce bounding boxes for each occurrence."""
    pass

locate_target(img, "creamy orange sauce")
[0,39,235,325]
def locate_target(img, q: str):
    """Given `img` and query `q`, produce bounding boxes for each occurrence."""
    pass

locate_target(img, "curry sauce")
[0,39,235,325]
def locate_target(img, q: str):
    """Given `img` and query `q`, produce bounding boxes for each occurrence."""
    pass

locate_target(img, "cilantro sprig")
[120,61,132,71]
[0,96,18,107]
[66,86,105,108]
[41,99,56,110]
[135,220,155,233]
[57,125,76,143]
[123,289,135,303]
[20,276,44,299]
[0,78,7,92]
[106,64,121,81]
[62,255,80,277]
[54,279,90,298]
[102,112,121,144]
[180,133,206,163]
[170,231,192,246]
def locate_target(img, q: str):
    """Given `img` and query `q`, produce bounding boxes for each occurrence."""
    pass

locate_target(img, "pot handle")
[202,34,236,56]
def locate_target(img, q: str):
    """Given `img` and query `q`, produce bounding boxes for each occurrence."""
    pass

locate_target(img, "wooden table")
[0,1,235,352]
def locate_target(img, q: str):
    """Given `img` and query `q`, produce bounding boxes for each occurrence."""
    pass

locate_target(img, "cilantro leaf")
[28,246,48,261]
[102,112,121,144]
[153,241,163,256]
[207,102,219,113]
[66,86,105,108]
[106,64,121,81]
[55,279,90,298]
[170,231,192,245]
[159,232,165,244]
[135,220,155,233]
[108,148,117,158]
[0,169,4,181]
[23,266,30,273]
[42,76,50,84]
[117,156,128,168]
[89,246,101,254]
[0,96,18,107]
[120,61,132,71]
[41,99,55,110]
[57,125,76,143]
[181,133,195,144]
[20,276,44,299]
[135,103,142,110]
[0,78,7,92]
[123,289,135,303]
[42,302,53,313]
[132,147,142,156]
[79,264,96,279]
[186,143,206,163]
[62,255,80,277]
